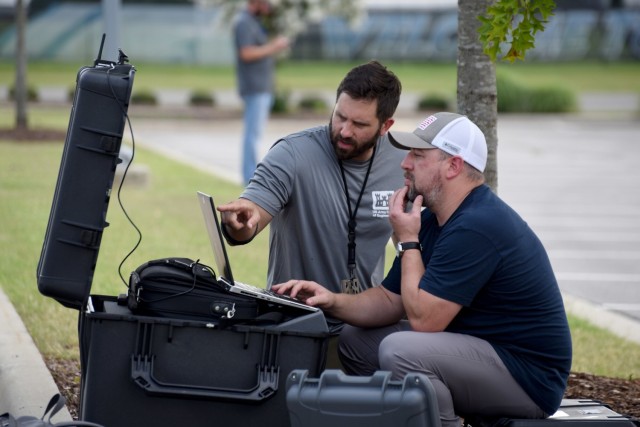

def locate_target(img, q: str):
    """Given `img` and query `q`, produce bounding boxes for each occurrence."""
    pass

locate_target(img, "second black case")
[286,369,440,427]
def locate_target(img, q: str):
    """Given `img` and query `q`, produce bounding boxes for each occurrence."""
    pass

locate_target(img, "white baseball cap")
[388,112,487,173]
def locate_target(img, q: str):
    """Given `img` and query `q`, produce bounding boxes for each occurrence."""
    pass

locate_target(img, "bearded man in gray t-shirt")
[218,61,405,295]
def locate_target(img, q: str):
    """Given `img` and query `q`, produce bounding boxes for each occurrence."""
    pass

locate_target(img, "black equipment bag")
[127,257,259,322]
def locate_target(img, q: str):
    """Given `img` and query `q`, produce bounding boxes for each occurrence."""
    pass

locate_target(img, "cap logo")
[441,140,461,154]
[417,115,438,130]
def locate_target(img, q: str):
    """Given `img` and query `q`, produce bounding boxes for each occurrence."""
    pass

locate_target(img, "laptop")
[197,191,319,313]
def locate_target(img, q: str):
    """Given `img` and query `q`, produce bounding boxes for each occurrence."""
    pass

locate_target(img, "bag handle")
[42,394,66,422]
[43,394,105,427]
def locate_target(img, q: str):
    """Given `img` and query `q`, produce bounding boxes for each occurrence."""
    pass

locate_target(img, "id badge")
[341,278,362,294]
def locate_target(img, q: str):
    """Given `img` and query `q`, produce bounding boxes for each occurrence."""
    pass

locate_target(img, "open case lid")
[37,36,135,310]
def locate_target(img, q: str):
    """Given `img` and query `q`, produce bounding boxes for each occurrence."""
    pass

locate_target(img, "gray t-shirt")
[232,9,274,96]
[242,125,406,293]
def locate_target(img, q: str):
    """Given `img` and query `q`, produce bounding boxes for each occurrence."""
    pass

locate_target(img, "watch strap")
[398,241,422,257]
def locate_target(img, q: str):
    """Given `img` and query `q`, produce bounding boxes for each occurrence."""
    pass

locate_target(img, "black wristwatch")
[396,242,422,258]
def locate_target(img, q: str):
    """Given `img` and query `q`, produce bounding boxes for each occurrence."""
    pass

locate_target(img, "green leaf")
[478,0,556,62]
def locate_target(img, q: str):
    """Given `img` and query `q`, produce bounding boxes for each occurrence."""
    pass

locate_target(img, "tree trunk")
[457,0,498,192]
[15,0,28,131]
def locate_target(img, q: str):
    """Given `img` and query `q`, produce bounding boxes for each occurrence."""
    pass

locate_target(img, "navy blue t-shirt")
[382,184,572,415]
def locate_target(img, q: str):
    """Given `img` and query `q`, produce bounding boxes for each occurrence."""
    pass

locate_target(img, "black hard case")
[286,369,441,427]
[36,59,330,427]
[465,400,638,427]
[37,62,135,309]
[80,297,328,427]
[498,400,638,427]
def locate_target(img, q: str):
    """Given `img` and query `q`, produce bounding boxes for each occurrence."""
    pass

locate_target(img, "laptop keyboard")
[234,280,306,304]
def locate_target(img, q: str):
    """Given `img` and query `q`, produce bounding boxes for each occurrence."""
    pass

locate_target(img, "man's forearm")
[328,287,404,328]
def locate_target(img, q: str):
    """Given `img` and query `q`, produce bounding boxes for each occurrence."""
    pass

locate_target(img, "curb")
[563,293,640,345]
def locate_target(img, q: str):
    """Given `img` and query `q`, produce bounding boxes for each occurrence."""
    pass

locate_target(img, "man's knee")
[378,332,399,370]
[378,331,421,377]
[378,331,449,378]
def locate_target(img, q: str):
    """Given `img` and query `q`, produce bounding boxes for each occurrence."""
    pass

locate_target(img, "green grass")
[568,316,640,379]
[1,60,640,99]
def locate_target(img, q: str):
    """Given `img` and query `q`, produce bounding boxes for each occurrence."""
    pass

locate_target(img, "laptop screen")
[197,191,234,284]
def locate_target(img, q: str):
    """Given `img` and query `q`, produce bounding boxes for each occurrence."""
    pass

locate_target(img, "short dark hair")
[336,60,402,124]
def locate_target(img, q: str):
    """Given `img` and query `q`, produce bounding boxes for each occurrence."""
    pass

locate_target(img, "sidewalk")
[0,288,72,421]
[0,92,638,419]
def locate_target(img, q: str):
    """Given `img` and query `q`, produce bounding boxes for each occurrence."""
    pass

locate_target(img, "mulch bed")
[0,127,67,141]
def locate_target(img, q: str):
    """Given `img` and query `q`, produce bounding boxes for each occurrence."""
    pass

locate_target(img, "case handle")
[130,354,279,402]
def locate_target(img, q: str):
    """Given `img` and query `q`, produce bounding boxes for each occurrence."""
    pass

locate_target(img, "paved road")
[130,112,640,344]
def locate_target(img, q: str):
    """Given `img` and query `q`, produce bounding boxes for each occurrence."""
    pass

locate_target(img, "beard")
[408,187,418,203]
[423,174,444,210]
[408,172,443,210]
[329,121,380,161]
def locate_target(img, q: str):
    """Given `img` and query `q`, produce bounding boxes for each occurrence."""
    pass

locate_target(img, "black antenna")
[94,33,106,67]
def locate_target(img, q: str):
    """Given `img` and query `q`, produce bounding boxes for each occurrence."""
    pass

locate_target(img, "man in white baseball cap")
[273,113,571,427]
[387,112,488,209]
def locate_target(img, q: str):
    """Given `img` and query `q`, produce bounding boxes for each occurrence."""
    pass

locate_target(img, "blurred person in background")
[232,0,290,185]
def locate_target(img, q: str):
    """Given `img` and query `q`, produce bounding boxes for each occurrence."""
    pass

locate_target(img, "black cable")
[106,66,143,288]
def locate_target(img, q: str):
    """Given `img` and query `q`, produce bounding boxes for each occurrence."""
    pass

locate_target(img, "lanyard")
[338,145,377,281]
